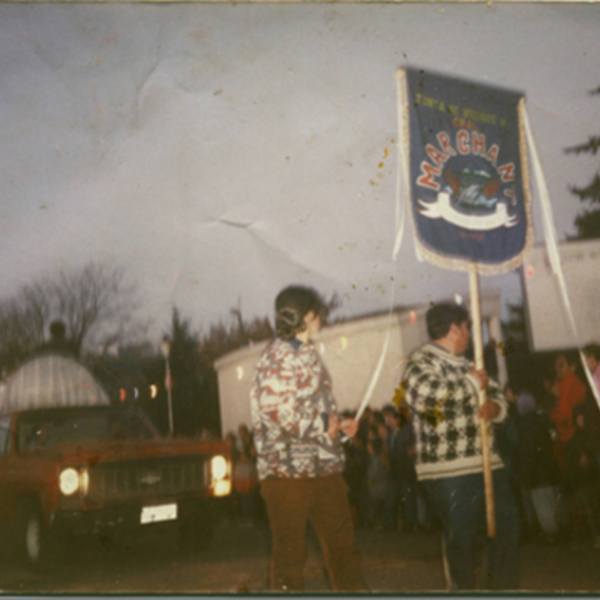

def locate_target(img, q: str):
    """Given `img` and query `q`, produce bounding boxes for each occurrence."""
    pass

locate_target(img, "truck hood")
[20,438,229,465]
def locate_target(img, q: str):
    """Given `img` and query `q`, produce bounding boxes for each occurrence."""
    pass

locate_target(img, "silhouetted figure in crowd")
[551,353,587,476]
[232,445,259,528]
[383,404,418,532]
[583,344,600,398]
[342,427,370,527]
[357,407,372,442]
[366,436,388,529]
[565,404,600,546]
[497,383,522,482]
[238,423,256,460]
[515,389,566,544]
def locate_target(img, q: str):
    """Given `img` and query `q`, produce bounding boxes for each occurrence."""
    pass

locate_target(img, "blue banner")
[401,68,533,274]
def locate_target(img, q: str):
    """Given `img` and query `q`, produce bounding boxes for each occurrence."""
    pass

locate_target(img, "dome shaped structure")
[0,353,110,414]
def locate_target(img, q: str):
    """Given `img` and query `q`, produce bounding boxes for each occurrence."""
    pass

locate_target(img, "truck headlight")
[59,468,80,495]
[80,469,90,495]
[210,455,228,481]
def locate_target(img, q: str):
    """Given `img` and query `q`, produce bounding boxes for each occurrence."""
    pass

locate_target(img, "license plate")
[140,503,177,524]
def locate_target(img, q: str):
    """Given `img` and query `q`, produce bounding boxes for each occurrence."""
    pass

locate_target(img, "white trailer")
[522,238,600,351]
[214,292,506,437]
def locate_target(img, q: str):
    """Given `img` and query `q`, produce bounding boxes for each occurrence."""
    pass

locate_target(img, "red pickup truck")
[0,355,232,567]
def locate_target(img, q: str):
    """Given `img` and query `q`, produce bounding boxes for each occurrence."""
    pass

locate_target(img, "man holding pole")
[401,302,519,590]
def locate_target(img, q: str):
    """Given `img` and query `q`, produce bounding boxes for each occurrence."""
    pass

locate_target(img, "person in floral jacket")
[250,285,366,592]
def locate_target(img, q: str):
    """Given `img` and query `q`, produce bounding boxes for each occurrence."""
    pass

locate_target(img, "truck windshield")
[17,406,157,451]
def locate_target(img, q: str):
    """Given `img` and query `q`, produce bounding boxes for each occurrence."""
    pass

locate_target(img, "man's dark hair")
[583,344,600,362]
[426,302,470,341]
[556,351,579,367]
[275,285,328,341]
[382,404,398,418]
[371,411,385,426]
[382,404,402,428]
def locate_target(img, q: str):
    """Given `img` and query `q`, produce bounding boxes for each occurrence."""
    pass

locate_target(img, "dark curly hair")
[426,302,470,341]
[275,285,328,341]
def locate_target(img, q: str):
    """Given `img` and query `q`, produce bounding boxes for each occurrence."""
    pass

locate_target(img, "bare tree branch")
[0,260,143,374]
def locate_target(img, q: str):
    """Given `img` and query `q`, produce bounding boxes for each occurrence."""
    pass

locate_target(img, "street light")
[160,339,174,437]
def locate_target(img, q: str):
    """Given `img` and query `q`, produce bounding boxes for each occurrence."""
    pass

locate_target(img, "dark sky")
[1,3,598,344]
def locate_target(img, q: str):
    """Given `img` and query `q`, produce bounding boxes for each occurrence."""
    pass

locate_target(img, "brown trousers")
[260,473,368,592]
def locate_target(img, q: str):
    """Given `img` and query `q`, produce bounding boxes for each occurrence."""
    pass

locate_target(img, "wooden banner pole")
[469,265,496,538]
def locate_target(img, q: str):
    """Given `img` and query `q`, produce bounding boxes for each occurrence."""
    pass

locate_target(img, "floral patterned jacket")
[250,337,345,480]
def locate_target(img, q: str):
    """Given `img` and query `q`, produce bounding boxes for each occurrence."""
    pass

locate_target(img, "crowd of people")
[225,406,430,532]
[338,344,600,549]
[340,405,432,533]
[498,345,600,547]
[227,351,600,550]
[228,283,600,592]
[227,405,433,534]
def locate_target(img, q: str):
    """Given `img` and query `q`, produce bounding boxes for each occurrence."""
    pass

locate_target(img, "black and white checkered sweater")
[403,342,507,481]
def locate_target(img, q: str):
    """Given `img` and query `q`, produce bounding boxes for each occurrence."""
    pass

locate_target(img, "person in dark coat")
[564,403,600,545]
[551,353,587,476]
[496,383,522,482]
[343,429,370,527]
[383,404,418,532]
[516,391,566,542]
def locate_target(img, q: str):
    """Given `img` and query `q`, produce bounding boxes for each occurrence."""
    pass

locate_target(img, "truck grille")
[87,456,209,504]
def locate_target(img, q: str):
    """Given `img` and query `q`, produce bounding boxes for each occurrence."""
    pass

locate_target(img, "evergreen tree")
[565,85,600,240]
[166,307,208,437]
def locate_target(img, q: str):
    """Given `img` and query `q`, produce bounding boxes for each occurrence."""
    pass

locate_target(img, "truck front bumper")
[51,496,226,536]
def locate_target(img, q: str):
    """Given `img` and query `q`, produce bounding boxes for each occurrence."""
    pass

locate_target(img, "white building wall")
[216,341,268,438]
[522,239,600,351]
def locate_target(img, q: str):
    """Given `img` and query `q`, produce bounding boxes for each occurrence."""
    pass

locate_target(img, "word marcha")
[417,130,516,193]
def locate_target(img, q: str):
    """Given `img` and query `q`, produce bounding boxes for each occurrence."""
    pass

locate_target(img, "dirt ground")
[1,518,599,594]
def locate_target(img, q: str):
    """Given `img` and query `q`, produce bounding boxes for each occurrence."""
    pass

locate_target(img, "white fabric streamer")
[354,71,411,423]
[393,69,411,261]
[522,105,600,409]
[354,295,395,422]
